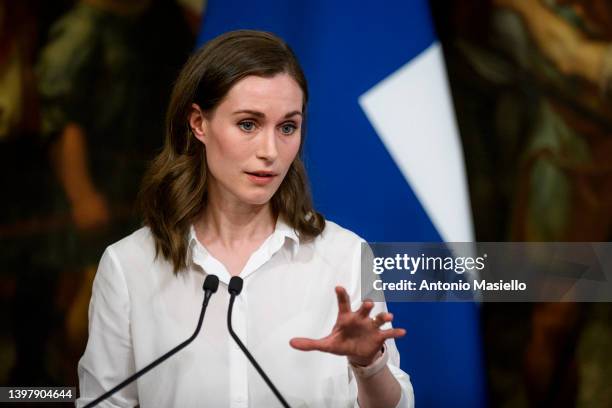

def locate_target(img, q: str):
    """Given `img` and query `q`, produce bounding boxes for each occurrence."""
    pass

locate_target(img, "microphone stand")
[227,276,291,408]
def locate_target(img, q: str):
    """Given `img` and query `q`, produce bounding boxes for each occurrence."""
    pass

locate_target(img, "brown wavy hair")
[138,30,325,273]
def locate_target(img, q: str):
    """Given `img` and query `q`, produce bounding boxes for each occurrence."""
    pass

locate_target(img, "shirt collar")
[274,216,300,255]
[188,215,300,264]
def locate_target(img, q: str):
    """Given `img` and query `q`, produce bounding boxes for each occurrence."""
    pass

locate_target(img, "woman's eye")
[280,123,297,135]
[238,121,256,132]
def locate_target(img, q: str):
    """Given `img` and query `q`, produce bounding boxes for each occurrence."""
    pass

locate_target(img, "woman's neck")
[195,196,275,250]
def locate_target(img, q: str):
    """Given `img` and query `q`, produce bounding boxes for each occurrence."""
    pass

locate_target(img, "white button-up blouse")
[77,219,414,407]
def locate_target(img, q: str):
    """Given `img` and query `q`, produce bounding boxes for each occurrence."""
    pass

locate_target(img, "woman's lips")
[245,171,277,185]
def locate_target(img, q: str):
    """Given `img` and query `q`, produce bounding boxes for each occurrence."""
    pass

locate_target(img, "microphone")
[227,276,291,408]
[84,274,220,408]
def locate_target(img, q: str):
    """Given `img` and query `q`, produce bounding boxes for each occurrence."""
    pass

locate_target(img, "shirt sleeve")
[348,240,415,408]
[76,247,138,408]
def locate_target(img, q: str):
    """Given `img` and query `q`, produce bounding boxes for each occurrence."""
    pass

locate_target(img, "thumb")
[290,337,325,352]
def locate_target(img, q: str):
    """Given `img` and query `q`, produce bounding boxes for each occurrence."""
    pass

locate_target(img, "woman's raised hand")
[290,286,406,366]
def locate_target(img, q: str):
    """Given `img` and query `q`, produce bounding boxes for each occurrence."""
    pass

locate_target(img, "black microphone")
[227,276,291,408]
[84,274,220,408]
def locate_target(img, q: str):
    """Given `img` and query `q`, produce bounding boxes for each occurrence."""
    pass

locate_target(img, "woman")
[77,30,414,407]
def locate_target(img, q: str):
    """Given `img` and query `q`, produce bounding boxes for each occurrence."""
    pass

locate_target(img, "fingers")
[357,300,374,318]
[334,287,378,319]
[335,286,351,314]
[375,313,406,339]
[333,286,407,344]
[289,337,328,352]
[373,312,393,327]
[379,327,407,340]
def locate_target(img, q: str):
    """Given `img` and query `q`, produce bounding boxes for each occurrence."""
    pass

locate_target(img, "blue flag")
[198,1,486,406]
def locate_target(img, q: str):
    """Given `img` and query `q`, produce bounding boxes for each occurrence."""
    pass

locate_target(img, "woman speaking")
[77,30,414,407]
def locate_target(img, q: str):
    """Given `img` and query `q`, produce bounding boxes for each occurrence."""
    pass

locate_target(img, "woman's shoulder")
[103,226,163,272]
[108,226,155,255]
[313,218,367,258]
[98,226,176,292]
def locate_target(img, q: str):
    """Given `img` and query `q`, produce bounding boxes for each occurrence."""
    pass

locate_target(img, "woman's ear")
[189,103,207,144]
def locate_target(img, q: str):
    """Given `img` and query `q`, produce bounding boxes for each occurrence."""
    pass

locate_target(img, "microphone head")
[228,276,243,296]
[203,274,219,293]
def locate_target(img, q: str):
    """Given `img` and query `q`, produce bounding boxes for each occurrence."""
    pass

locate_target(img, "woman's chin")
[239,192,276,207]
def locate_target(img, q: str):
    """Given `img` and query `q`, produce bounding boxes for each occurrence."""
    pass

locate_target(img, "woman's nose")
[255,127,278,161]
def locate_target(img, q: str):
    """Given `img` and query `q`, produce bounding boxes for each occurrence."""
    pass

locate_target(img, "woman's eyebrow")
[232,109,303,119]
[233,109,265,117]
[284,111,302,118]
